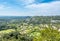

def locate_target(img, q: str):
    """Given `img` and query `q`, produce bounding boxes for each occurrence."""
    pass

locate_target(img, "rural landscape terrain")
[0,16,60,41]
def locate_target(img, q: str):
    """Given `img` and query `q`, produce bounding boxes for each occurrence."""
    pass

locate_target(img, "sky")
[0,0,60,16]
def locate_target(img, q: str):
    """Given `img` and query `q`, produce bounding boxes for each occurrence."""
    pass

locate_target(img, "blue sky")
[0,0,60,16]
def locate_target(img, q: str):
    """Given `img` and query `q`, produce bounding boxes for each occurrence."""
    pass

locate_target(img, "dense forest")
[0,16,60,41]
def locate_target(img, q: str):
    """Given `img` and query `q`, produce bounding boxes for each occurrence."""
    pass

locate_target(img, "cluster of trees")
[0,16,60,41]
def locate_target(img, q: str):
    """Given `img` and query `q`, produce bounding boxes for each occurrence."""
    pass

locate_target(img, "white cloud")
[25,1,60,9]
[0,5,5,9]
[22,0,35,3]
[24,1,60,16]
[17,0,35,5]
[0,4,11,10]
